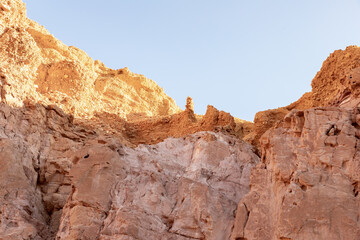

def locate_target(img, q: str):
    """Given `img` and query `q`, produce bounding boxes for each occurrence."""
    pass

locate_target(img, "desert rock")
[0,101,259,239]
[286,45,360,110]
[4,0,360,240]
[0,0,180,119]
[57,132,258,240]
[249,46,360,150]
[232,107,360,240]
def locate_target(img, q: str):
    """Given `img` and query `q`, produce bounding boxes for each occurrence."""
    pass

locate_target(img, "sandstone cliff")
[248,46,360,149]
[0,1,259,239]
[0,0,180,119]
[0,102,259,239]
[231,47,360,239]
[3,0,360,240]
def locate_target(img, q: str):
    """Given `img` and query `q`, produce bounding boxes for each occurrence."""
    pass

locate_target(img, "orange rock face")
[0,0,180,118]
[122,104,237,145]
[249,46,360,150]
[290,46,360,109]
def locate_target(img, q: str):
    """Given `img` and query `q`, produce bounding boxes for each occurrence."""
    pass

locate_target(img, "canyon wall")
[0,102,259,239]
[2,0,360,240]
[0,1,258,239]
[232,108,360,239]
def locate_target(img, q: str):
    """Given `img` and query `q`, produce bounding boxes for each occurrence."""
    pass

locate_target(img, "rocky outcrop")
[0,4,259,238]
[288,46,360,110]
[5,0,360,240]
[0,102,259,239]
[0,0,180,119]
[57,132,258,240]
[120,104,237,146]
[232,107,360,239]
[244,107,289,150]
[248,46,360,150]
[0,102,100,239]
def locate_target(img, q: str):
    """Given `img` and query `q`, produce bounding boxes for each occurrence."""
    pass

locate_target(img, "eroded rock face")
[0,102,259,239]
[248,46,360,150]
[0,0,180,118]
[122,104,237,146]
[57,132,259,240]
[6,1,360,240]
[245,107,289,150]
[0,102,98,239]
[286,45,360,111]
[232,107,360,240]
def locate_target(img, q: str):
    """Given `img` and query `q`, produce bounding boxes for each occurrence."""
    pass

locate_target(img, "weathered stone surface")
[232,107,360,240]
[6,1,360,240]
[0,102,97,239]
[122,103,237,146]
[247,46,360,150]
[0,138,49,240]
[0,102,259,239]
[245,107,289,150]
[56,132,259,240]
[288,45,360,110]
[0,0,181,118]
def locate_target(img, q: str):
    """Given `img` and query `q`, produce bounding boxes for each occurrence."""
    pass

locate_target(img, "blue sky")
[23,0,360,121]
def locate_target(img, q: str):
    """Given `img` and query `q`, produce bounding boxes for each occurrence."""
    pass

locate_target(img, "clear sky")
[23,0,360,121]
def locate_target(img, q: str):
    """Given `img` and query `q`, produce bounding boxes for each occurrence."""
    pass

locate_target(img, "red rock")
[232,108,360,239]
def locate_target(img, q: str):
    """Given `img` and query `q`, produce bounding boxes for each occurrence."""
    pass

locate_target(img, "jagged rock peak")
[289,45,360,110]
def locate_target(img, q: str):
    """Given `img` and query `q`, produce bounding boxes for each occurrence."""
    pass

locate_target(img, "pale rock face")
[57,132,259,240]
[0,138,48,240]
[0,103,89,239]
[232,107,360,240]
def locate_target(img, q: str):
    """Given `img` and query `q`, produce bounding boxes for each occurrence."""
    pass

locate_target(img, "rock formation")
[0,0,180,119]
[58,132,258,240]
[231,47,360,239]
[0,1,259,239]
[3,0,360,239]
[248,46,360,149]
[0,102,259,239]
[232,107,360,239]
